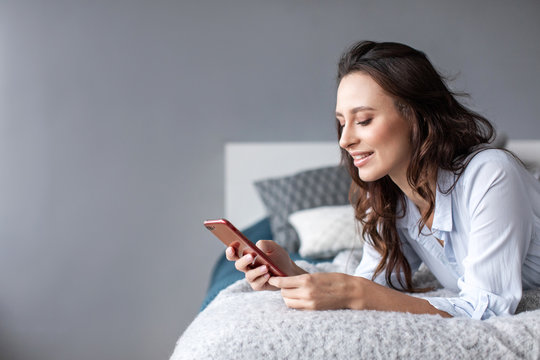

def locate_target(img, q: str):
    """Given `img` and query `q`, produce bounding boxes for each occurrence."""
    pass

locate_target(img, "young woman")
[225,41,540,319]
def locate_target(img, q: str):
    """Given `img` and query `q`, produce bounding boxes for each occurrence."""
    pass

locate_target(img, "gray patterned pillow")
[254,165,351,252]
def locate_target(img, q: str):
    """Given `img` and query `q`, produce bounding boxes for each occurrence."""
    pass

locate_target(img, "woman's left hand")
[268,273,359,310]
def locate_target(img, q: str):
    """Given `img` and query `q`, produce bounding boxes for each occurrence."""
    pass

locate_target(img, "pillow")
[254,165,351,252]
[289,205,363,258]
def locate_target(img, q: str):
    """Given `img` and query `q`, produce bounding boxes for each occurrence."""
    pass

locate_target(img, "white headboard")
[225,142,342,229]
[225,140,540,229]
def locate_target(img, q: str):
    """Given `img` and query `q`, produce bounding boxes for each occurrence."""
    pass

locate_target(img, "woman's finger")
[282,297,311,310]
[225,246,238,261]
[279,287,303,300]
[250,272,271,291]
[234,254,254,272]
[269,274,310,289]
[245,265,268,283]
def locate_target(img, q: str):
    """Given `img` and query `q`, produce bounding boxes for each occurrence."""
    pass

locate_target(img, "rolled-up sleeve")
[423,283,514,319]
[426,153,532,319]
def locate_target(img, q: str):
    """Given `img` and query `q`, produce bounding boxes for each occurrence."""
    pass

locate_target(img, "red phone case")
[204,218,288,277]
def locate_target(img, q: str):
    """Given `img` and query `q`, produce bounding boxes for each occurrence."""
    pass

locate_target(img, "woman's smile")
[350,151,374,167]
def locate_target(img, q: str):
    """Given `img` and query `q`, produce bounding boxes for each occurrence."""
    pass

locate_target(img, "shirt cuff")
[423,295,494,320]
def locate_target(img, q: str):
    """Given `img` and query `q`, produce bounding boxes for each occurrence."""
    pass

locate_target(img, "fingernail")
[245,254,253,262]
[259,265,268,274]
[226,247,233,255]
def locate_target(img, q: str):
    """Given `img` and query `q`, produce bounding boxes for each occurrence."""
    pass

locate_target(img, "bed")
[171,140,540,360]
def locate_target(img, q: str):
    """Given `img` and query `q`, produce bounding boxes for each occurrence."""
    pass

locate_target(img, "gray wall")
[0,1,539,359]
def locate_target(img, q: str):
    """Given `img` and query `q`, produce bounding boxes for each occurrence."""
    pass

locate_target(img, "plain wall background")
[0,1,539,359]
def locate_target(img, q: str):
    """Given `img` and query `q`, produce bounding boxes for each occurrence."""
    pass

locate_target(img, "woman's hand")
[269,273,452,317]
[225,240,305,291]
[268,273,357,310]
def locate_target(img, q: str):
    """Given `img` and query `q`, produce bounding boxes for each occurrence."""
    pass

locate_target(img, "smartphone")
[204,218,288,277]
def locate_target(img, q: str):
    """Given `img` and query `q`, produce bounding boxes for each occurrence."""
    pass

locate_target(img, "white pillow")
[288,205,364,258]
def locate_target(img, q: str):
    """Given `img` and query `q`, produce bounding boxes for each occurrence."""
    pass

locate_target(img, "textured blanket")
[171,255,540,360]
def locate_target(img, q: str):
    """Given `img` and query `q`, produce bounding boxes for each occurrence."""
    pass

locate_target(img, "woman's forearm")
[348,276,452,317]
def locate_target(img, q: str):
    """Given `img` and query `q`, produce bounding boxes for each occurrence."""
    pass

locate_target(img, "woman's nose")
[339,123,357,150]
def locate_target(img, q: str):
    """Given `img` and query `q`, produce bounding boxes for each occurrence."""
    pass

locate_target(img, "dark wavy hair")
[336,41,496,292]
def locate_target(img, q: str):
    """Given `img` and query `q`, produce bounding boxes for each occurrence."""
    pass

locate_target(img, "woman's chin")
[357,169,385,183]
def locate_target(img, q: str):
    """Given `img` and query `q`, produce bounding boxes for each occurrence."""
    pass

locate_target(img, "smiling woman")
[336,72,413,184]
[224,40,540,320]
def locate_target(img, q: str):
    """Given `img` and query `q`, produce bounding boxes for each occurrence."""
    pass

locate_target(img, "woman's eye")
[356,119,372,126]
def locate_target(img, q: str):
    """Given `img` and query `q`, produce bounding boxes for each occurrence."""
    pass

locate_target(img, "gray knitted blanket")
[171,257,540,360]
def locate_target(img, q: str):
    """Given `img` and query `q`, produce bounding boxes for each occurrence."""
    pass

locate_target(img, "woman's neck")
[390,170,437,227]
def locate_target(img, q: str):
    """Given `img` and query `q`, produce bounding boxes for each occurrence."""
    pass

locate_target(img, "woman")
[225,41,540,319]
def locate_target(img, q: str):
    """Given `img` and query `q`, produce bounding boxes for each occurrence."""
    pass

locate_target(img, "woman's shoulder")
[462,148,521,177]
[466,147,517,165]
[449,148,522,191]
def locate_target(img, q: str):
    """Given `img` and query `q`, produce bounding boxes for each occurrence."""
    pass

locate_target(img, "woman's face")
[336,71,413,183]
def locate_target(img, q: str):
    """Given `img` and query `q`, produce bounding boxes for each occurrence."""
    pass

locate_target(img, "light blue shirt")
[354,149,540,319]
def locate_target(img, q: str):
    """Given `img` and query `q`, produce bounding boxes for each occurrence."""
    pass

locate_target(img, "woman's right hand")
[225,240,303,291]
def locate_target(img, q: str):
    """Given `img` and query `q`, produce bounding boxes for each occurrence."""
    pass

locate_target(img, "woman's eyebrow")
[335,106,375,117]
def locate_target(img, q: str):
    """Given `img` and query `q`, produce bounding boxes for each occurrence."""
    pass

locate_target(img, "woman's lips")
[351,152,374,167]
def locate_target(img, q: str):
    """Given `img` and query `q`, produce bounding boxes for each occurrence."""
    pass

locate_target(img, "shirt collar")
[431,169,454,233]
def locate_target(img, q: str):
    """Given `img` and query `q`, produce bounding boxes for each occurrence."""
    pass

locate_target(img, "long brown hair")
[336,41,495,291]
